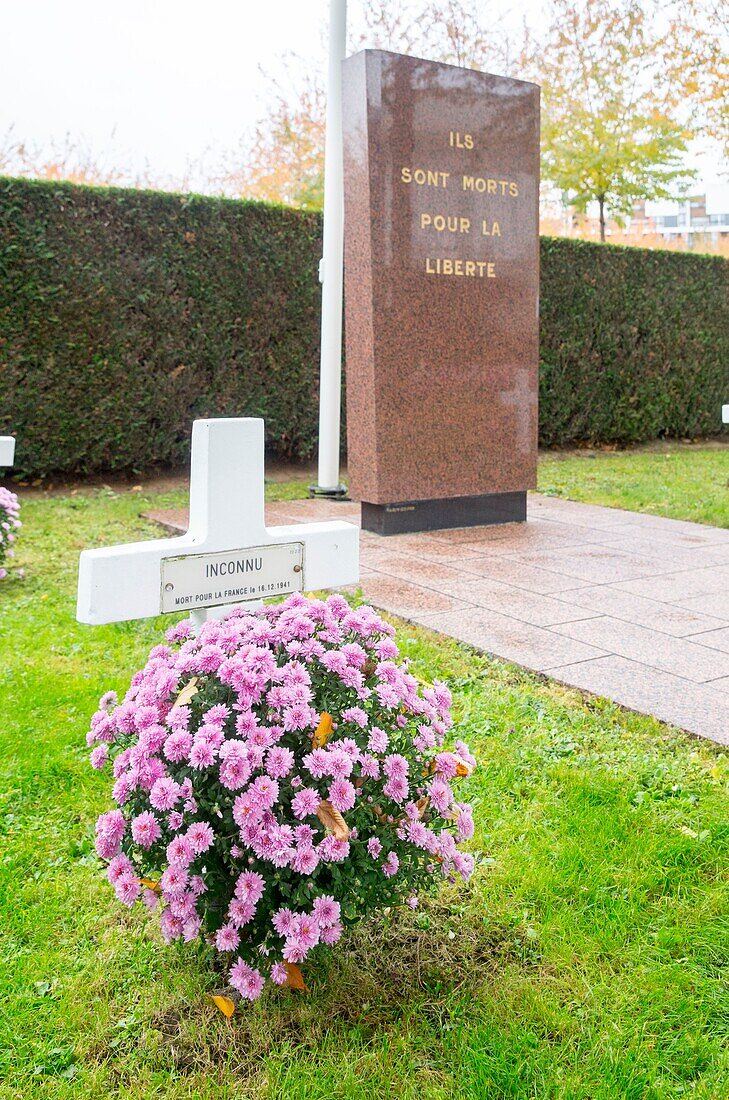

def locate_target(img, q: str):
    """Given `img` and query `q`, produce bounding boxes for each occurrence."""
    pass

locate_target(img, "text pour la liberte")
[400,131,520,278]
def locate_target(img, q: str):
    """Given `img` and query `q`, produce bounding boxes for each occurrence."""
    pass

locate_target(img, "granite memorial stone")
[343,49,540,534]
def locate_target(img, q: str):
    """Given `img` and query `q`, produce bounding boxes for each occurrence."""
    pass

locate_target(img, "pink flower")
[228,898,256,927]
[282,703,318,732]
[453,851,475,880]
[291,787,320,820]
[291,846,319,875]
[90,744,108,770]
[360,754,381,779]
[107,853,134,884]
[252,776,279,809]
[293,914,320,950]
[428,778,452,815]
[272,907,297,937]
[265,745,294,779]
[367,727,389,753]
[186,821,215,854]
[328,777,356,813]
[143,888,159,910]
[235,871,265,905]
[270,961,288,985]
[160,864,189,896]
[167,835,194,867]
[383,753,409,779]
[131,811,161,848]
[341,706,368,728]
[383,775,409,804]
[367,836,383,859]
[229,958,265,1000]
[215,924,240,951]
[382,852,399,878]
[320,920,343,945]
[318,836,349,862]
[163,731,192,762]
[115,874,141,906]
[302,748,329,779]
[97,809,125,843]
[189,738,216,769]
[282,938,307,964]
[312,895,340,927]
[327,749,354,779]
[149,777,182,811]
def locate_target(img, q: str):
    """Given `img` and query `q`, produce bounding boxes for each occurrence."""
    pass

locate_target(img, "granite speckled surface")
[343,50,540,506]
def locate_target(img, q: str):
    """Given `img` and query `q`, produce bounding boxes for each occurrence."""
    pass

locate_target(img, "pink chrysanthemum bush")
[88,593,476,1001]
[0,486,21,580]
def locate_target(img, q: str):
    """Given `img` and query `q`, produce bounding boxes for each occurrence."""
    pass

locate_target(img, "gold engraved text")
[420,213,471,233]
[462,176,519,196]
[425,258,496,277]
[401,167,450,187]
[449,131,474,149]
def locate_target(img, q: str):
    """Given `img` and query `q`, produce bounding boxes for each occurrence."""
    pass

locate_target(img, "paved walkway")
[148,495,729,746]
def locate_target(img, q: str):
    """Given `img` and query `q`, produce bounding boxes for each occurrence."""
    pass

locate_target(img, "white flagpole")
[312,0,347,497]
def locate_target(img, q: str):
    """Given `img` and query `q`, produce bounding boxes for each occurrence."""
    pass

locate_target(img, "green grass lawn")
[538,444,729,528]
[1,479,728,1099]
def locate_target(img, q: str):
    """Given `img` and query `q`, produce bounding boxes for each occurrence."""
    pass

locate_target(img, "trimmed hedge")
[0,178,727,478]
[539,237,729,447]
[0,179,324,477]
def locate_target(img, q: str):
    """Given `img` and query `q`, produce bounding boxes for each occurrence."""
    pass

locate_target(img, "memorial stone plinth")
[343,50,540,534]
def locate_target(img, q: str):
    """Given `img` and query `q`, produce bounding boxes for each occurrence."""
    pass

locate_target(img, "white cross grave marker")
[77,418,359,627]
[0,437,16,468]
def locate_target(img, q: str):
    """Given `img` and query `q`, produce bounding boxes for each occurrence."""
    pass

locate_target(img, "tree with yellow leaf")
[535,0,697,241]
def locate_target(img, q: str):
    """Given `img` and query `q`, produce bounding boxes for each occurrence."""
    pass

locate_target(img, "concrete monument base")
[361,491,526,535]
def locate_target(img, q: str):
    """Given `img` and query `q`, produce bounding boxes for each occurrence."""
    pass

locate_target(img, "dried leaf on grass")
[316,799,350,841]
[284,962,308,991]
[208,993,236,1019]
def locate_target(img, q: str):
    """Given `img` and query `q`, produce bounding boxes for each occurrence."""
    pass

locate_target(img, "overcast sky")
[2,0,727,210]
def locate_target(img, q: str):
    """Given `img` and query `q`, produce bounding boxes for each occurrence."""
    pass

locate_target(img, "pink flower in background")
[0,487,21,580]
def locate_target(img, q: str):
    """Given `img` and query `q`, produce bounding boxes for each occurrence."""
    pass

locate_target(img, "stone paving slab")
[144,494,729,745]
